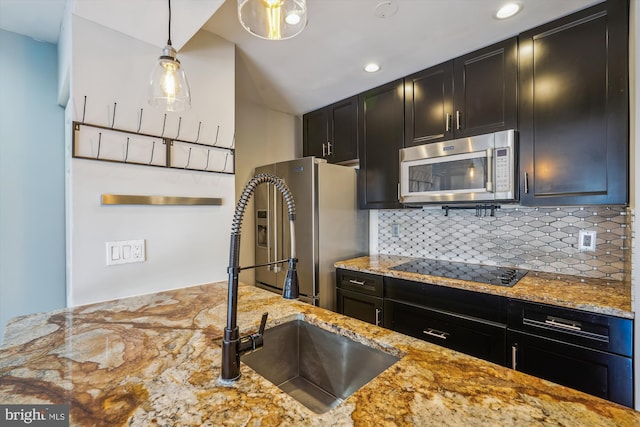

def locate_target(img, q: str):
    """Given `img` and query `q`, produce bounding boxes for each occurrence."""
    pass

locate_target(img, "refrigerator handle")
[271,184,281,273]
[264,185,272,271]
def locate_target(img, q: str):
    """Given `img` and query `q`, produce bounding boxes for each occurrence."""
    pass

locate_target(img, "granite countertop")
[1,281,638,426]
[335,255,633,319]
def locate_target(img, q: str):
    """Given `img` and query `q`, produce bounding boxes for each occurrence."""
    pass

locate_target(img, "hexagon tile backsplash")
[378,206,629,282]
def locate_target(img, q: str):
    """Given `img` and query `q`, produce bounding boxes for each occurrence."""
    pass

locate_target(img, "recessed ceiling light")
[495,2,522,19]
[364,63,381,73]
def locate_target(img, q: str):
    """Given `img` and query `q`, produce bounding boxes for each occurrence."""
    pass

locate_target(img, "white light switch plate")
[106,239,146,265]
[578,230,597,252]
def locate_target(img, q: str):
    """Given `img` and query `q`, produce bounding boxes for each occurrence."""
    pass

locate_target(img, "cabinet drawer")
[508,330,633,408]
[508,300,632,357]
[385,300,507,366]
[336,269,383,297]
[385,277,507,323]
[337,288,384,326]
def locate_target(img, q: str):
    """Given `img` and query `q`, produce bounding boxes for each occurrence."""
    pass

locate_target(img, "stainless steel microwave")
[399,129,517,204]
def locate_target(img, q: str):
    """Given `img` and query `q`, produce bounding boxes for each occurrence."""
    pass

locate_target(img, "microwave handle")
[486,148,494,192]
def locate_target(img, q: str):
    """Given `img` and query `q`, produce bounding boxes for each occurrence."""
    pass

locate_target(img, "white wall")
[67,16,235,305]
[234,98,301,284]
[0,30,65,341]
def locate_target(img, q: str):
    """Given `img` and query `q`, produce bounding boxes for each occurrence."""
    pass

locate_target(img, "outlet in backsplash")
[378,206,630,281]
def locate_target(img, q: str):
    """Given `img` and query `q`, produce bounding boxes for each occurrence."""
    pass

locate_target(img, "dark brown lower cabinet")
[384,300,507,366]
[336,288,383,326]
[335,269,634,407]
[336,268,384,326]
[508,300,633,408]
[508,331,632,408]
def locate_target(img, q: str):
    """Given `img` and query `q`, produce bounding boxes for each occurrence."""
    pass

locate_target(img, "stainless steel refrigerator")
[254,157,368,311]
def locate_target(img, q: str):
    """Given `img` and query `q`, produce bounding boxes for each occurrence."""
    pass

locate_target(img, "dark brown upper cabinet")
[358,79,404,209]
[303,95,358,164]
[519,0,629,206]
[404,37,518,147]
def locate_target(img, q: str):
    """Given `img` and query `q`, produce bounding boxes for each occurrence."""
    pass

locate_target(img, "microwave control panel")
[494,148,511,192]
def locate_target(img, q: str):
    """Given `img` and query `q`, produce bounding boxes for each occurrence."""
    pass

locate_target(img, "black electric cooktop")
[390,258,527,287]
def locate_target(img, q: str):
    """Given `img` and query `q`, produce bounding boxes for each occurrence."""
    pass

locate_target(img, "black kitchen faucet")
[220,173,299,382]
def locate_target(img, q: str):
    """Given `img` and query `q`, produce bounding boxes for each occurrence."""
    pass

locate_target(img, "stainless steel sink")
[241,319,400,414]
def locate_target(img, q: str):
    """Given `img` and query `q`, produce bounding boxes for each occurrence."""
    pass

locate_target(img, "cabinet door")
[329,96,358,163]
[303,108,329,159]
[358,79,404,209]
[385,300,507,366]
[519,0,629,205]
[508,330,633,408]
[453,37,518,138]
[404,61,453,146]
[337,288,383,326]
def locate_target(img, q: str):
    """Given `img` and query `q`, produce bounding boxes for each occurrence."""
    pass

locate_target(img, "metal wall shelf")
[101,194,223,206]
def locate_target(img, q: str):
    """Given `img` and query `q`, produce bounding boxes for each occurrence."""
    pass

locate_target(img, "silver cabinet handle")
[544,318,582,331]
[456,110,461,130]
[322,143,326,157]
[327,141,333,156]
[445,113,451,132]
[511,345,518,370]
[423,328,449,340]
[348,279,366,286]
[524,171,529,194]
[375,308,382,326]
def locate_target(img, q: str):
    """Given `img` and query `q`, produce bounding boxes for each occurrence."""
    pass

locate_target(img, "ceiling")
[0,0,601,116]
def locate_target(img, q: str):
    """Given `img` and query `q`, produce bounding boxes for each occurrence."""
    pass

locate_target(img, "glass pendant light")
[148,0,191,111]
[238,0,307,40]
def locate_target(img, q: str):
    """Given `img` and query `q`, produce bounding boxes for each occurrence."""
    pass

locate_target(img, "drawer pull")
[511,345,518,370]
[544,317,582,331]
[523,317,608,342]
[423,328,449,340]
[348,279,366,286]
[375,308,382,326]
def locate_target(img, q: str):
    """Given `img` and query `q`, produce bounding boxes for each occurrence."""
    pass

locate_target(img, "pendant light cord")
[167,0,172,46]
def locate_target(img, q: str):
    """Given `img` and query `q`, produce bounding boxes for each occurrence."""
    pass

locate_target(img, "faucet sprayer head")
[282,258,299,299]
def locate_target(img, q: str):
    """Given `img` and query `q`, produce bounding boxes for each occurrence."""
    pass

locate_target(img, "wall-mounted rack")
[442,204,501,217]
[72,98,234,175]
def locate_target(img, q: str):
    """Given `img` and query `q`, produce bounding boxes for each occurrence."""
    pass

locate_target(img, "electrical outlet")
[578,230,597,252]
[391,223,401,237]
[106,239,146,265]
